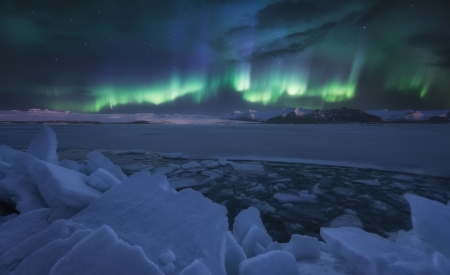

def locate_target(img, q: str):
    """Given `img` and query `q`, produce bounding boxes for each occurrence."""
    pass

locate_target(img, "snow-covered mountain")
[0,110,253,125]
[366,109,450,122]
[225,108,450,124]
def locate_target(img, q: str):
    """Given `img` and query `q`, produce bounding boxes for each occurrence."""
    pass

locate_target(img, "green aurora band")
[48,53,367,112]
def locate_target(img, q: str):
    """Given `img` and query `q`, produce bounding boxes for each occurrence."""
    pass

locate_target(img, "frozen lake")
[0,124,449,177]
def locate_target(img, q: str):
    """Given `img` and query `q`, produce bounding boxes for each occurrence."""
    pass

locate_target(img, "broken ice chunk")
[0,208,51,257]
[49,225,164,275]
[181,161,201,170]
[241,225,272,258]
[200,160,220,169]
[13,229,93,275]
[85,150,127,181]
[224,231,246,275]
[26,126,58,164]
[321,227,448,275]
[30,160,102,209]
[392,182,409,190]
[404,194,450,258]
[158,152,185,159]
[283,234,320,260]
[86,168,121,193]
[311,183,322,195]
[248,184,266,192]
[71,172,228,275]
[0,219,71,272]
[233,207,266,246]
[391,175,414,182]
[239,251,298,275]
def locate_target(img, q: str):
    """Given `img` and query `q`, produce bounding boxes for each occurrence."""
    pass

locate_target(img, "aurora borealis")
[1,0,450,114]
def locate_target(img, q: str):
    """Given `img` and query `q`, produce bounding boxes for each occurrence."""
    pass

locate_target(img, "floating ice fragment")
[332,187,354,196]
[158,152,185,159]
[392,182,409,190]
[392,175,414,182]
[248,184,266,192]
[353,179,381,186]
[181,161,202,170]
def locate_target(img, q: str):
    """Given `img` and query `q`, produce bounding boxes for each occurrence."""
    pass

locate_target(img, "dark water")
[94,150,450,243]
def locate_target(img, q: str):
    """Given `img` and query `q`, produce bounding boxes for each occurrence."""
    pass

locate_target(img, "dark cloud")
[428,47,450,68]
[284,21,337,39]
[407,32,450,68]
[256,0,362,29]
[224,25,253,36]
[356,0,395,26]
[250,21,337,60]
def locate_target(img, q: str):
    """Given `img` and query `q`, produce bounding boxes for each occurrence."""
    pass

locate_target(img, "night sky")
[1,0,450,115]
